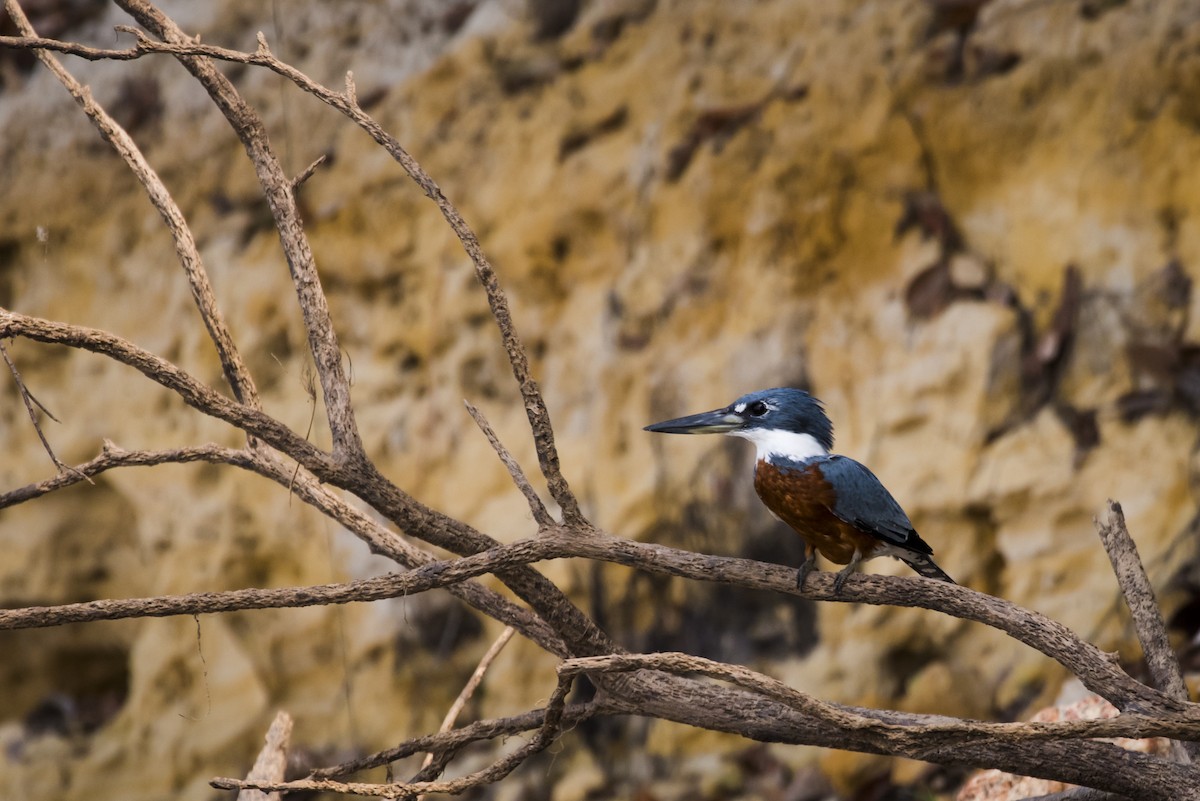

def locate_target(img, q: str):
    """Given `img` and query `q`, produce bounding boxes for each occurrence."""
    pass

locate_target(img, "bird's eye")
[746,401,769,417]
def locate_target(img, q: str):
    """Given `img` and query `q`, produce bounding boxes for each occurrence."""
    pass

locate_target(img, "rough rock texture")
[2,0,1200,798]
[955,687,1172,800]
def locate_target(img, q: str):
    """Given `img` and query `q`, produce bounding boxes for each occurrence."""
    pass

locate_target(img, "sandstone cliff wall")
[2,0,1199,798]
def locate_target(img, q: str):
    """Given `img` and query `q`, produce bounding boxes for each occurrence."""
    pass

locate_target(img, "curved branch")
[562,652,1196,743]
[0,439,566,655]
[0,309,335,469]
[0,308,616,659]
[0,24,586,523]
[1,2,259,408]
[114,0,361,461]
[0,521,1184,717]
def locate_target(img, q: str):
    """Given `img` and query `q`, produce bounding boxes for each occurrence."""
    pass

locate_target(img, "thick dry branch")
[603,672,1200,799]
[1096,501,1195,761]
[563,534,1185,714]
[562,652,1195,743]
[0,524,1186,717]
[239,710,293,801]
[1,2,259,408]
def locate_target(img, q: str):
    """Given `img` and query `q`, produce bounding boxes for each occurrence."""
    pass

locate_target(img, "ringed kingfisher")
[645,388,954,591]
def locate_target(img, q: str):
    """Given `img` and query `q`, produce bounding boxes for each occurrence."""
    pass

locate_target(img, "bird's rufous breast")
[753,460,882,565]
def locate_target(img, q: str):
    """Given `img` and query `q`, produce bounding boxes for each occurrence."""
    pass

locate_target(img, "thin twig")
[0,340,81,478]
[216,651,579,798]
[291,153,327,193]
[464,400,554,527]
[312,702,600,779]
[1096,500,1196,760]
[417,625,515,782]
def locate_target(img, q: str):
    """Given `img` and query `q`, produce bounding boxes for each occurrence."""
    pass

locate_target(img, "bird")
[644,387,953,592]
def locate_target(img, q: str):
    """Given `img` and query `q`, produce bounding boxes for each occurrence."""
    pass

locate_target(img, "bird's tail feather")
[902,553,955,584]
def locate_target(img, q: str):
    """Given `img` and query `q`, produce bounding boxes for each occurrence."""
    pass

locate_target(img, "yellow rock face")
[2,0,1199,797]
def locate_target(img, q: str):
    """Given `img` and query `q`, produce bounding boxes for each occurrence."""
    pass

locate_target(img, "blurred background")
[2,0,1200,798]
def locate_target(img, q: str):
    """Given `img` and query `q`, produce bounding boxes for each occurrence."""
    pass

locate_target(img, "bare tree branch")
[114,0,363,461]
[0,24,586,524]
[560,651,1193,742]
[1,1,260,409]
[417,625,515,781]
[1096,500,1196,761]
[1096,501,1190,705]
[312,702,601,780]
[0,524,1185,719]
[464,400,554,528]
[1,340,77,476]
[238,710,293,801]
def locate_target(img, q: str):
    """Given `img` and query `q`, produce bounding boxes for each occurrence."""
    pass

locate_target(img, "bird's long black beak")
[644,407,744,434]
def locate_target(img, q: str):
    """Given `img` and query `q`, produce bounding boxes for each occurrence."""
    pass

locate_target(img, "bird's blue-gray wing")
[814,455,931,553]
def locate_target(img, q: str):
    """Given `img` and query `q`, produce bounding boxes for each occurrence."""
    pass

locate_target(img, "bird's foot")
[833,564,856,594]
[795,552,818,590]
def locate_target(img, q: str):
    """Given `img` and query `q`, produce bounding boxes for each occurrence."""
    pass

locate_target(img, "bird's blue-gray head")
[644,387,834,464]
